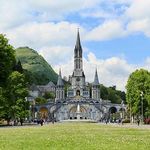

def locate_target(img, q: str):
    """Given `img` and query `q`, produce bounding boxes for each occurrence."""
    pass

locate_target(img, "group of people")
[38,118,55,126]
[100,118,123,124]
[102,118,141,126]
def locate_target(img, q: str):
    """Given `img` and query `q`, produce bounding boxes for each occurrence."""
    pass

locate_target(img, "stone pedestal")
[76,103,81,120]
[77,113,80,120]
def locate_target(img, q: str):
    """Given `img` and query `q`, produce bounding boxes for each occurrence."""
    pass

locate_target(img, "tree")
[107,88,122,104]
[13,60,23,73]
[35,97,47,104]
[4,71,29,125]
[0,34,16,87]
[126,69,150,119]
[0,87,6,119]
[0,35,30,125]
[99,84,125,104]
[100,84,108,100]
[23,69,36,85]
[43,91,55,100]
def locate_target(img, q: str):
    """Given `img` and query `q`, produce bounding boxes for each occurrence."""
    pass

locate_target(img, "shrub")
[0,119,5,125]
[144,118,150,124]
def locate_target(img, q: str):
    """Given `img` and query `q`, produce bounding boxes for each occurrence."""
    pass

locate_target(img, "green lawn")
[0,123,150,150]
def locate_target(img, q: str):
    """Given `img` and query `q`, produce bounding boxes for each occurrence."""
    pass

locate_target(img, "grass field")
[0,123,150,150]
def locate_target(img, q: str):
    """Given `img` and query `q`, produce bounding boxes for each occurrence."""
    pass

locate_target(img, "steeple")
[92,68,100,100]
[72,29,86,91]
[93,69,99,86]
[74,29,82,58]
[56,68,65,101]
[57,68,64,86]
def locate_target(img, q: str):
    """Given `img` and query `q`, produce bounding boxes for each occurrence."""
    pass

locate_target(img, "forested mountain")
[15,47,58,85]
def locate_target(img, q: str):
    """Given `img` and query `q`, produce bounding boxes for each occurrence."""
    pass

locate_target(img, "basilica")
[29,31,125,122]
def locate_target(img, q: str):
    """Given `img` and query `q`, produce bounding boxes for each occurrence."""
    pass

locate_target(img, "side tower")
[55,69,65,101]
[92,69,100,100]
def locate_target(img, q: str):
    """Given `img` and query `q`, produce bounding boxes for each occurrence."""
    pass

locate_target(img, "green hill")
[15,47,58,85]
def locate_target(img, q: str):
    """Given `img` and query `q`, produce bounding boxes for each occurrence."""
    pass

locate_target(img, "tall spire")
[57,68,64,86]
[59,68,61,77]
[93,68,99,86]
[74,29,82,58]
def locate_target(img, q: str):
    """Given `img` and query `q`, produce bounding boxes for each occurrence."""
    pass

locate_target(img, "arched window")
[76,90,80,96]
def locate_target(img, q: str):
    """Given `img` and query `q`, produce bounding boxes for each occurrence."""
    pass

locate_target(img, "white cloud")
[0,0,100,30]
[85,20,126,41]
[125,0,150,20]
[144,57,150,70]
[0,0,149,92]
[85,53,135,90]
[0,0,33,29]
[54,52,150,91]
[39,46,73,66]
[1,0,150,44]
[3,21,88,67]
[125,0,150,37]
[53,52,136,91]
[80,10,113,19]
[127,19,150,37]
[4,21,82,49]
[2,20,88,69]
[53,52,149,91]
[27,0,100,22]
[81,0,150,40]
[110,0,131,4]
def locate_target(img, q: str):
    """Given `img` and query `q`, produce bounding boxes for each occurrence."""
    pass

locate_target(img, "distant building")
[28,30,126,122]
[29,81,55,97]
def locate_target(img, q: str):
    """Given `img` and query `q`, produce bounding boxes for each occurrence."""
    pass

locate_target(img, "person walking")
[40,119,44,126]
[52,118,55,124]
[137,118,140,126]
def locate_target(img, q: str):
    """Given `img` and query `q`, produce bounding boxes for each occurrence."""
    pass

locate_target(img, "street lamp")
[140,91,144,124]
[29,105,32,122]
[129,101,132,123]
[121,100,124,119]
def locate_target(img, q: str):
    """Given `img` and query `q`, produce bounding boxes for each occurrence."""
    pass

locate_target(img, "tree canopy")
[43,91,55,100]
[100,84,126,104]
[0,34,16,87]
[2,71,29,123]
[126,69,150,117]
[0,35,29,124]
[35,97,48,105]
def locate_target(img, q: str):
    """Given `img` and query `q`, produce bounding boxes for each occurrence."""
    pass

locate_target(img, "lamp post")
[140,91,144,124]
[129,102,132,123]
[121,100,124,120]
[29,105,32,122]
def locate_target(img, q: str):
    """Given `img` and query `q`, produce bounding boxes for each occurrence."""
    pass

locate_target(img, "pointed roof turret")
[57,68,64,86]
[74,29,82,58]
[93,69,99,86]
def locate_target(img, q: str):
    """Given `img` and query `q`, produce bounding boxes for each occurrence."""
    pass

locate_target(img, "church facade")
[29,31,125,122]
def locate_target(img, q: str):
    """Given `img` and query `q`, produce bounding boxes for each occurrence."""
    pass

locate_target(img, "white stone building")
[29,31,126,122]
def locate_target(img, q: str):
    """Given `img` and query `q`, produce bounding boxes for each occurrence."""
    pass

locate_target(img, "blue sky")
[0,0,149,90]
[84,34,150,64]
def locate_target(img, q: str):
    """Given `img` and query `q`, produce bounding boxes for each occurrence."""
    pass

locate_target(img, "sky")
[0,0,150,91]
